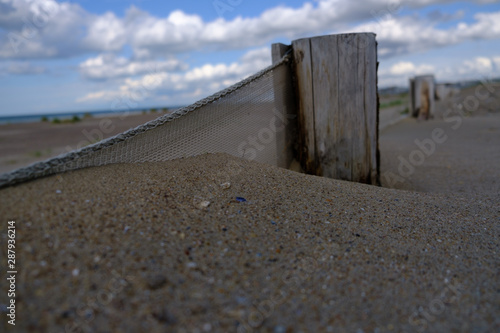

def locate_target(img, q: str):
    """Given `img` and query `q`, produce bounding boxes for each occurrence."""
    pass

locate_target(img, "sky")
[0,0,500,116]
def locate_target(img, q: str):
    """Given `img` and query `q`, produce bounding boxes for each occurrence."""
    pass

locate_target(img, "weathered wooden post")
[287,33,379,185]
[271,43,297,169]
[409,75,436,119]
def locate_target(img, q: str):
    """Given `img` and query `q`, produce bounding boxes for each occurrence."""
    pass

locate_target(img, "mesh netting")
[0,54,296,188]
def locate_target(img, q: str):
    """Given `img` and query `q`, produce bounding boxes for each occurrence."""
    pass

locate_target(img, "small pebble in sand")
[56,190,62,194]
[147,274,167,290]
[236,197,246,202]
[220,182,231,189]
[193,197,211,209]
[71,268,79,277]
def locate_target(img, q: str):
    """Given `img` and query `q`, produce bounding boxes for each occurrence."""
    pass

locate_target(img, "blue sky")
[1,0,500,116]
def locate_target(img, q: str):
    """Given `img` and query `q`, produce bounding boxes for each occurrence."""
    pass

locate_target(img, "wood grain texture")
[292,38,317,174]
[271,43,295,169]
[292,33,378,184]
[309,35,339,178]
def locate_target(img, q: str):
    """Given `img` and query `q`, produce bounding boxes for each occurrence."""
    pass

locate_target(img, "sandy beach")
[380,114,500,196]
[1,140,499,332]
[0,87,499,332]
[0,112,165,174]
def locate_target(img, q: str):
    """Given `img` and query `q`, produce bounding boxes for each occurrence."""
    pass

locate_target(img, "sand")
[0,112,165,174]
[0,86,499,332]
[380,113,500,196]
[0,151,498,332]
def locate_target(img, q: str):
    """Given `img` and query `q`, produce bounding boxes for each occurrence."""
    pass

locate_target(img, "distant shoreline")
[0,107,183,125]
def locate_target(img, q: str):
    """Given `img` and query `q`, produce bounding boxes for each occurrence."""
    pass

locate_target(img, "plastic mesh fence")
[0,54,296,188]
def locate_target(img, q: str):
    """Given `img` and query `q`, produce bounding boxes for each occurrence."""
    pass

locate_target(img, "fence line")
[0,32,380,188]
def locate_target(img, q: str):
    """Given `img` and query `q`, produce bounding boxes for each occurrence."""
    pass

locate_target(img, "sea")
[0,108,182,125]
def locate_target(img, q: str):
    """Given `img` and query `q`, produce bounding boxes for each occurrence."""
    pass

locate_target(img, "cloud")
[82,12,126,52]
[435,56,500,82]
[378,60,436,86]
[351,10,500,58]
[78,53,188,80]
[119,48,271,97]
[76,47,272,105]
[460,57,494,74]
[0,60,46,75]
[1,0,499,62]
[493,56,500,69]
[384,61,435,76]
[378,55,500,87]
[75,90,126,103]
[0,0,88,59]
[455,11,500,40]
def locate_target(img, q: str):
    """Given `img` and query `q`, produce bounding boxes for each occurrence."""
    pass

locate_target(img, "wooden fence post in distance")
[409,75,436,120]
[291,33,379,185]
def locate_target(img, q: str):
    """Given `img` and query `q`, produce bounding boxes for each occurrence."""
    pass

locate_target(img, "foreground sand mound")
[0,153,498,332]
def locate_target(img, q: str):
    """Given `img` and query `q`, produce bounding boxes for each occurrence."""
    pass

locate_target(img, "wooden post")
[291,33,379,184]
[272,43,297,169]
[409,78,416,116]
[410,75,436,119]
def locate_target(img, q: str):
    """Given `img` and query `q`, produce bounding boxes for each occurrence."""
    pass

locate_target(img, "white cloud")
[379,55,500,87]
[378,60,436,86]
[76,47,272,105]
[353,10,500,58]
[123,1,500,58]
[0,0,88,58]
[240,47,272,68]
[1,0,500,62]
[76,91,114,103]
[385,61,435,76]
[460,57,494,74]
[493,56,500,69]
[456,11,500,40]
[0,0,60,31]
[82,12,126,52]
[434,56,500,83]
[78,53,188,80]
